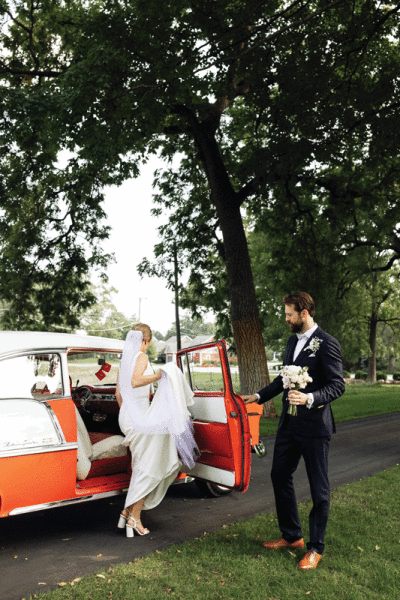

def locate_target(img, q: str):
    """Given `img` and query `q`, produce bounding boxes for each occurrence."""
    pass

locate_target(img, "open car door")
[177,340,251,493]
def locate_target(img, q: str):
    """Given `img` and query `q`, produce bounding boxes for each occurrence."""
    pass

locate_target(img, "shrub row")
[349,370,399,381]
[355,370,368,380]
[353,370,387,380]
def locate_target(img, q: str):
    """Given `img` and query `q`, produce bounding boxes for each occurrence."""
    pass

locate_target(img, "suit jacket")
[258,326,345,437]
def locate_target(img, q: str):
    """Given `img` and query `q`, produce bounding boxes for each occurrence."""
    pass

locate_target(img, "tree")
[164,314,215,340]
[247,169,400,380]
[2,0,400,394]
[379,320,400,373]
[80,283,136,340]
[152,330,166,342]
[354,261,400,383]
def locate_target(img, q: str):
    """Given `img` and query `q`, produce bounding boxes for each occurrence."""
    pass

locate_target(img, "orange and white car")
[0,332,261,519]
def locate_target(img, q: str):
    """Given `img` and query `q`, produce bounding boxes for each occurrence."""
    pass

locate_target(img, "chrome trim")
[42,401,67,444]
[0,346,121,361]
[9,489,126,516]
[0,348,65,361]
[0,398,68,453]
[172,476,194,485]
[0,442,77,459]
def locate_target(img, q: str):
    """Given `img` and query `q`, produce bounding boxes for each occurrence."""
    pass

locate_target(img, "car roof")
[0,331,124,357]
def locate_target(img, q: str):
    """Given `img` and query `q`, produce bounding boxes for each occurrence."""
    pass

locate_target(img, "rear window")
[0,353,63,400]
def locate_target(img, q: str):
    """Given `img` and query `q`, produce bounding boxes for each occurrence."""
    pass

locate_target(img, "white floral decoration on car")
[305,337,322,355]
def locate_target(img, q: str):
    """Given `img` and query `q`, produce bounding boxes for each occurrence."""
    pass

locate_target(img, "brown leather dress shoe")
[298,550,322,569]
[263,537,305,549]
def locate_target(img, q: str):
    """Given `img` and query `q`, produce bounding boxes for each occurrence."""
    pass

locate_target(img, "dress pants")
[270,428,331,554]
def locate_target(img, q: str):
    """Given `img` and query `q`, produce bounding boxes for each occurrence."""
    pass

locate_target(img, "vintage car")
[0,332,262,519]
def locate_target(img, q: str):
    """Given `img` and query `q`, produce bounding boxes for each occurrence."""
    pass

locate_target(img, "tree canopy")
[1,0,400,392]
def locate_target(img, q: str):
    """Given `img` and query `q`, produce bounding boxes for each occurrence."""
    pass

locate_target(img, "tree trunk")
[216,201,269,393]
[214,197,277,417]
[186,111,277,414]
[366,312,378,384]
[388,355,395,373]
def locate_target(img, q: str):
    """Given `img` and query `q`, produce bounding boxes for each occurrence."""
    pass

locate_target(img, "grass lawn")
[259,384,400,437]
[30,466,400,600]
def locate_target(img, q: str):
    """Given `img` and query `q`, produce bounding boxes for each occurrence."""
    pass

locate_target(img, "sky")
[99,157,206,337]
[99,157,174,335]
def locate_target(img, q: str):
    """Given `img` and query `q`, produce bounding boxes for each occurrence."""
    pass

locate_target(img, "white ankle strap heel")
[126,516,150,538]
[117,512,127,529]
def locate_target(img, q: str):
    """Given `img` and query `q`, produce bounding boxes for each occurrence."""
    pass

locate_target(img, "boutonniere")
[305,337,322,355]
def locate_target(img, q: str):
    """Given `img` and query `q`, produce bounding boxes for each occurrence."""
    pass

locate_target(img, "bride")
[116,323,195,538]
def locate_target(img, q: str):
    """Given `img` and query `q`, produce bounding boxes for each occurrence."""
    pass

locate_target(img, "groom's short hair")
[283,292,315,318]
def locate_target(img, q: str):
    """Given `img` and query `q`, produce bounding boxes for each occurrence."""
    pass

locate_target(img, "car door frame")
[177,340,251,493]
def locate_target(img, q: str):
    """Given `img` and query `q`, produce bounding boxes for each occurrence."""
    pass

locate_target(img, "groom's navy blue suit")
[257,326,345,554]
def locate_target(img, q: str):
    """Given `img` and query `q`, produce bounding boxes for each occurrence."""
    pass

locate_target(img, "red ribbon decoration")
[95,369,106,381]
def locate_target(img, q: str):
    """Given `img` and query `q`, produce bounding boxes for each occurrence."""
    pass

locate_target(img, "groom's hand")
[242,394,259,404]
[288,390,308,405]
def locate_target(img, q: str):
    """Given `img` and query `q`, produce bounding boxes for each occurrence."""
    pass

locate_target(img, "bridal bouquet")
[280,365,313,416]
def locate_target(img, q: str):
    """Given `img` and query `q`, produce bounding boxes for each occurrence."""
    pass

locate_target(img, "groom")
[243,292,345,569]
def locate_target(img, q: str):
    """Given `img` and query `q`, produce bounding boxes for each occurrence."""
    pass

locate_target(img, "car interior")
[69,350,132,483]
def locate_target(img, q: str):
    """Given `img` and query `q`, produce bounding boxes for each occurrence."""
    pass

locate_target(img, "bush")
[343,370,351,378]
[376,371,387,381]
[355,370,368,380]
[393,372,400,381]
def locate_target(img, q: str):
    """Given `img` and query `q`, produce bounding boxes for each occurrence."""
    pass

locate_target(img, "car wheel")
[195,480,233,497]
[253,441,267,457]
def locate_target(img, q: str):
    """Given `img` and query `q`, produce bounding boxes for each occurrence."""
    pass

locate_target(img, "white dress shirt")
[293,323,318,408]
[293,323,318,361]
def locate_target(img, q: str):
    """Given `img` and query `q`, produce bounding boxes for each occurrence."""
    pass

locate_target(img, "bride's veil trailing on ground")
[119,330,199,468]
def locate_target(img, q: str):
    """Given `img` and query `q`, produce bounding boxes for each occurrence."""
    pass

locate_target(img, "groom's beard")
[289,322,303,333]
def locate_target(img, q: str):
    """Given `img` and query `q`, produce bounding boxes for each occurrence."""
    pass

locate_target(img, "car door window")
[0,353,63,400]
[180,346,240,394]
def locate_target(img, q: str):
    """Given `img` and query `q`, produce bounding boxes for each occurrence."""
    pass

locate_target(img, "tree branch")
[371,254,400,273]
[0,62,63,78]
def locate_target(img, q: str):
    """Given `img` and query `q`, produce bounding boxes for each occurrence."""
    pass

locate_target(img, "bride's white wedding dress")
[119,353,181,509]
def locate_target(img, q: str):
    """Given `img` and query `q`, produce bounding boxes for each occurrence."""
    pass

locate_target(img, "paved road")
[0,413,399,600]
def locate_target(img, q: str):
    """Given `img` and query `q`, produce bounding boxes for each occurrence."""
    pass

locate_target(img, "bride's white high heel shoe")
[126,516,150,538]
[117,510,129,529]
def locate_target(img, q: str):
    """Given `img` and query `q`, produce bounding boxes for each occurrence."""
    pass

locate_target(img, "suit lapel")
[285,335,297,365]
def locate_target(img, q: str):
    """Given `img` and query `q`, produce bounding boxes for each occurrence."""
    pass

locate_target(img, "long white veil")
[119,329,164,434]
[118,330,199,468]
